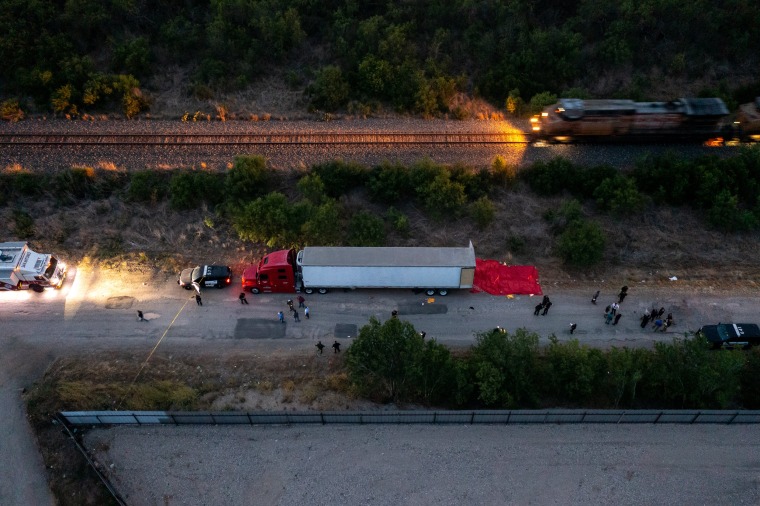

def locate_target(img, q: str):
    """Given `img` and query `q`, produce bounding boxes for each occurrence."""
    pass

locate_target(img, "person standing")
[652,319,663,331]
[534,302,543,316]
[304,306,310,319]
[297,295,305,308]
[657,307,665,319]
[611,302,619,315]
[195,293,202,306]
[605,312,614,324]
[541,301,552,315]
[293,310,300,322]
[640,313,651,328]
[618,290,627,303]
[570,323,577,334]
[316,341,325,354]
[542,295,550,306]
[591,291,599,304]
[137,310,146,321]
[332,341,341,353]
[239,292,249,305]
[287,299,294,312]
[613,313,622,325]
[278,311,285,323]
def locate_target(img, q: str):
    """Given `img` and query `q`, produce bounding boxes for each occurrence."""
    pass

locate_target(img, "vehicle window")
[260,274,269,282]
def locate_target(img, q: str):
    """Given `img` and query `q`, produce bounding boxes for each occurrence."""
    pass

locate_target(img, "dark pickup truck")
[698,323,760,350]
[178,265,232,290]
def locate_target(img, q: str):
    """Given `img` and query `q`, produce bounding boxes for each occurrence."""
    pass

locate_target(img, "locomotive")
[530,97,734,143]
[735,97,760,142]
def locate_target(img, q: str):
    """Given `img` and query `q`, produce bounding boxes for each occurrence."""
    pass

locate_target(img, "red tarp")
[471,258,542,296]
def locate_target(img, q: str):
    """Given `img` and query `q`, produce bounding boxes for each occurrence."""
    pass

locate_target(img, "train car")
[734,97,760,142]
[530,97,729,142]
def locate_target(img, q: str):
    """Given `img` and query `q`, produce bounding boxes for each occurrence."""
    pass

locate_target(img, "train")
[530,97,760,143]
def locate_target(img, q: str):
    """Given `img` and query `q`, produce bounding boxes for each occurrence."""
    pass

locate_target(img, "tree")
[224,155,270,207]
[346,316,451,403]
[347,210,386,246]
[308,65,349,111]
[232,192,294,247]
[556,219,605,267]
[469,328,541,407]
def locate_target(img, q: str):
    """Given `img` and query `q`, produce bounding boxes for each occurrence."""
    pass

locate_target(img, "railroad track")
[0,132,530,146]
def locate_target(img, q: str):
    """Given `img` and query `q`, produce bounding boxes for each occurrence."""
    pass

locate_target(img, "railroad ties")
[0,132,529,146]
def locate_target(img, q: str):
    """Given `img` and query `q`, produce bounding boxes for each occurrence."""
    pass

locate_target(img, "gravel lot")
[86,423,760,506]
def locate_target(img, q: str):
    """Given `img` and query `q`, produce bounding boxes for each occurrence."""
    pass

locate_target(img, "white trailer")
[296,242,476,295]
[0,241,67,291]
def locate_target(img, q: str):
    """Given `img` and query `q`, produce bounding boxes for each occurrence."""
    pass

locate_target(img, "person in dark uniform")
[591,291,599,304]
[332,341,341,353]
[316,341,325,354]
[137,310,146,321]
[195,293,202,306]
[239,292,249,304]
[570,323,577,334]
[534,303,543,316]
[541,301,552,315]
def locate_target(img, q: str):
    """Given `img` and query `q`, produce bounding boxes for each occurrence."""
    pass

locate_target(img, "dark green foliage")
[603,347,648,408]
[366,162,411,203]
[345,316,455,404]
[51,167,128,203]
[707,190,758,232]
[111,37,152,77]
[644,335,745,408]
[416,172,467,221]
[312,160,368,198]
[470,196,496,230]
[521,158,579,196]
[593,175,645,216]
[127,171,170,203]
[347,210,386,246]
[740,348,760,409]
[12,209,35,239]
[384,207,410,236]
[297,173,327,205]
[301,199,343,245]
[232,192,295,247]
[224,155,270,206]
[169,171,225,210]
[12,172,47,197]
[468,328,541,407]
[450,165,489,201]
[490,156,518,188]
[308,65,349,111]
[544,336,605,404]
[556,219,605,267]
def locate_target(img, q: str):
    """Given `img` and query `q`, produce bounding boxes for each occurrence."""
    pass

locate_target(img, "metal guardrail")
[60,409,760,426]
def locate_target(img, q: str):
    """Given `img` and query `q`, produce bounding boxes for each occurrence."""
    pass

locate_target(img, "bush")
[345,316,455,404]
[556,219,605,267]
[301,199,343,245]
[521,157,579,196]
[232,192,296,247]
[366,162,411,203]
[490,156,518,188]
[169,171,225,210]
[544,336,606,403]
[308,65,349,111]
[593,175,645,216]
[385,207,410,237]
[450,165,489,200]
[297,173,326,204]
[418,173,467,221]
[1,99,24,121]
[312,160,368,198]
[707,190,758,232]
[225,155,270,207]
[347,210,386,246]
[470,196,496,230]
[12,172,46,197]
[469,328,541,407]
[12,209,35,238]
[127,171,169,203]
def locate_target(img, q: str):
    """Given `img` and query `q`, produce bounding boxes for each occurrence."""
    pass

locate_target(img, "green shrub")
[12,209,35,238]
[544,336,606,403]
[528,91,558,114]
[127,171,169,203]
[521,157,579,196]
[225,155,270,206]
[740,348,760,408]
[707,190,758,232]
[297,173,326,204]
[593,175,645,216]
[12,172,46,197]
[312,160,368,198]
[232,192,296,247]
[470,196,496,230]
[347,210,386,246]
[419,173,467,221]
[556,219,605,267]
[451,165,489,201]
[366,162,411,203]
[385,207,410,236]
[169,172,200,210]
[308,65,349,111]
[469,328,541,407]
[301,199,343,245]
[490,156,518,188]
[1,99,24,121]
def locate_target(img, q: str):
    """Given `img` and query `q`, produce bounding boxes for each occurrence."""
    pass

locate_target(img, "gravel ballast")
[86,423,760,505]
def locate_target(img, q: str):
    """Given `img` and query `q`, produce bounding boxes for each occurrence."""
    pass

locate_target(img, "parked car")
[697,323,760,350]
[178,265,232,290]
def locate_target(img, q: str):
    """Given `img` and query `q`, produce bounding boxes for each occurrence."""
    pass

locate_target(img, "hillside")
[2,1,759,119]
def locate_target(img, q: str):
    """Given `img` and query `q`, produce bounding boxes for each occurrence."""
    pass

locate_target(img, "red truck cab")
[241,249,298,294]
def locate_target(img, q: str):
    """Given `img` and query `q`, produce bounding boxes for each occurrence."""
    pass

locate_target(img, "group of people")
[641,307,674,332]
[602,286,628,326]
[315,340,341,354]
[533,295,553,316]
[279,295,310,322]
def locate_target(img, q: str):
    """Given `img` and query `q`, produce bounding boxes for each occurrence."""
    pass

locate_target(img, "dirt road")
[1,264,759,503]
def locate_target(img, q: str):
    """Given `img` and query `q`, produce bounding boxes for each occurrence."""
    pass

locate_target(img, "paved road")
[2,265,759,504]
[86,423,760,506]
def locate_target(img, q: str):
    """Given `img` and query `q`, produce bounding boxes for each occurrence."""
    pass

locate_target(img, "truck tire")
[30,284,44,293]
[437,289,449,296]
[303,287,314,294]
[250,287,260,294]
[318,288,328,294]
[425,289,436,296]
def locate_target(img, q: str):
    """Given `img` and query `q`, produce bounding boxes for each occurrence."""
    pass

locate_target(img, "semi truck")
[242,242,476,296]
[0,241,67,292]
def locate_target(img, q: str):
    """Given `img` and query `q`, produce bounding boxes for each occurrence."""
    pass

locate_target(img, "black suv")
[698,323,760,350]
[178,265,232,290]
